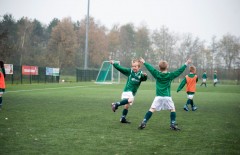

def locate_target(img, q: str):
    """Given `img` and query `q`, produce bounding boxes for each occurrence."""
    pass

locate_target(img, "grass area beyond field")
[0,82,240,155]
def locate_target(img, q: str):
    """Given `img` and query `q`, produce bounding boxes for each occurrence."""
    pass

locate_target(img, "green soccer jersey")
[144,62,187,97]
[214,73,217,79]
[202,73,207,79]
[113,63,147,96]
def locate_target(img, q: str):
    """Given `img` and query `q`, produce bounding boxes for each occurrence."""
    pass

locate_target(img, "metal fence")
[5,65,60,84]
[76,69,99,82]
[4,65,240,84]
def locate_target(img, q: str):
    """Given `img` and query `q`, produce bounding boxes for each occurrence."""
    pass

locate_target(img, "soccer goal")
[95,61,120,84]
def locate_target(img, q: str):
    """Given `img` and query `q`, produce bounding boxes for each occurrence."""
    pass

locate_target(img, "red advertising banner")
[22,65,38,75]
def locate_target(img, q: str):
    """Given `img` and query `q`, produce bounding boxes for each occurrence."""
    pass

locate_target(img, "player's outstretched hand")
[109,60,114,64]
[139,57,145,64]
[185,58,192,65]
[143,72,147,76]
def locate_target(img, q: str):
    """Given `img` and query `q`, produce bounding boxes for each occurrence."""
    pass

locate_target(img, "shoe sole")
[138,123,146,129]
[111,103,116,112]
[170,128,180,131]
[121,121,131,124]
[170,127,181,131]
[120,117,131,124]
[170,125,181,131]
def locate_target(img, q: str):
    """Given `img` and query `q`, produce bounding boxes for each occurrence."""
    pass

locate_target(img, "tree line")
[0,14,240,80]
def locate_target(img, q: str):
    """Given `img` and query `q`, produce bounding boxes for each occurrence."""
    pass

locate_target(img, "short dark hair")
[189,66,196,73]
[0,61,4,68]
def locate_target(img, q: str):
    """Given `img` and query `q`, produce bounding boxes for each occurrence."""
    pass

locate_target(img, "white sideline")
[5,85,103,93]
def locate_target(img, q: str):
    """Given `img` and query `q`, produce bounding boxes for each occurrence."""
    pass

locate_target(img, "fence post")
[11,74,13,84]
[21,66,23,84]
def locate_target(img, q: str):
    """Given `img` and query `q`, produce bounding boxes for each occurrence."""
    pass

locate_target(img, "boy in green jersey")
[138,57,191,130]
[200,70,207,87]
[177,66,198,111]
[213,70,218,87]
[110,59,148,123]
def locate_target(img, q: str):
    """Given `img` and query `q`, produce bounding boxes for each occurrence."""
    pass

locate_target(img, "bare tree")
[48,17,78,68]
[207,36,219,75]
[218,34,240,79]
[135,25,151,58]
[77,17,108,68]
[177,34,192,67]
[107,25,121,60]
[151,26,176,67]
[0,14,17,63]
[16,17,33,65]
[219,34,240,70]
[119,23,136,66]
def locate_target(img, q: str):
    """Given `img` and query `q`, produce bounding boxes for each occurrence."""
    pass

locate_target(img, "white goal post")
[95,61,120,84]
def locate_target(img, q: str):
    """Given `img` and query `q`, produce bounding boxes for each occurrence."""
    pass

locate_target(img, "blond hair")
[132,59,141,67]
[158,61,168,71]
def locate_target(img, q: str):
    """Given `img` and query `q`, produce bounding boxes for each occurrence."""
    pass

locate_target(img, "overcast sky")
[1,0,240,42]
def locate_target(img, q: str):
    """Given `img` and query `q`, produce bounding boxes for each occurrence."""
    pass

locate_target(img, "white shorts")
[187,94,194,99]
[150,96,175,111]
[121,92,134,105]
[202,79,206,82]
[214,79,218,83]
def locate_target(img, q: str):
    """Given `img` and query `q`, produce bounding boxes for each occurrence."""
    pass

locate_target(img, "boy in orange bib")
[0,61,6,110]
[177,66,198,111]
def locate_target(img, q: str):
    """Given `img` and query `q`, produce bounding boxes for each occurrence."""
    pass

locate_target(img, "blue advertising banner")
[46,67,53,75]
[46,67,60,76]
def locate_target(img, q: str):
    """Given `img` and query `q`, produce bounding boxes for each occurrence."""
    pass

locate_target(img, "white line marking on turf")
[6,85,103,93]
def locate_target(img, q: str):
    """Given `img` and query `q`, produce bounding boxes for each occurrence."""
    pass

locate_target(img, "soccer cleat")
[183,105,189,111]
[138,121,146,129]
[111,103,118,112]
[120,117,131,123]
[170,124,180,131]
[192,106,198,111]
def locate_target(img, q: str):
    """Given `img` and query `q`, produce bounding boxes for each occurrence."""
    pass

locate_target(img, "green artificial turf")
[0,82,240,155]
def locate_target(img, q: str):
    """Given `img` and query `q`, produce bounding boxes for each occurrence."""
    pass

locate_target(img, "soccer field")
[0,82,240,155]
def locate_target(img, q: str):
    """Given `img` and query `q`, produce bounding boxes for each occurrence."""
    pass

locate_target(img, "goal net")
[95,61,120,84]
